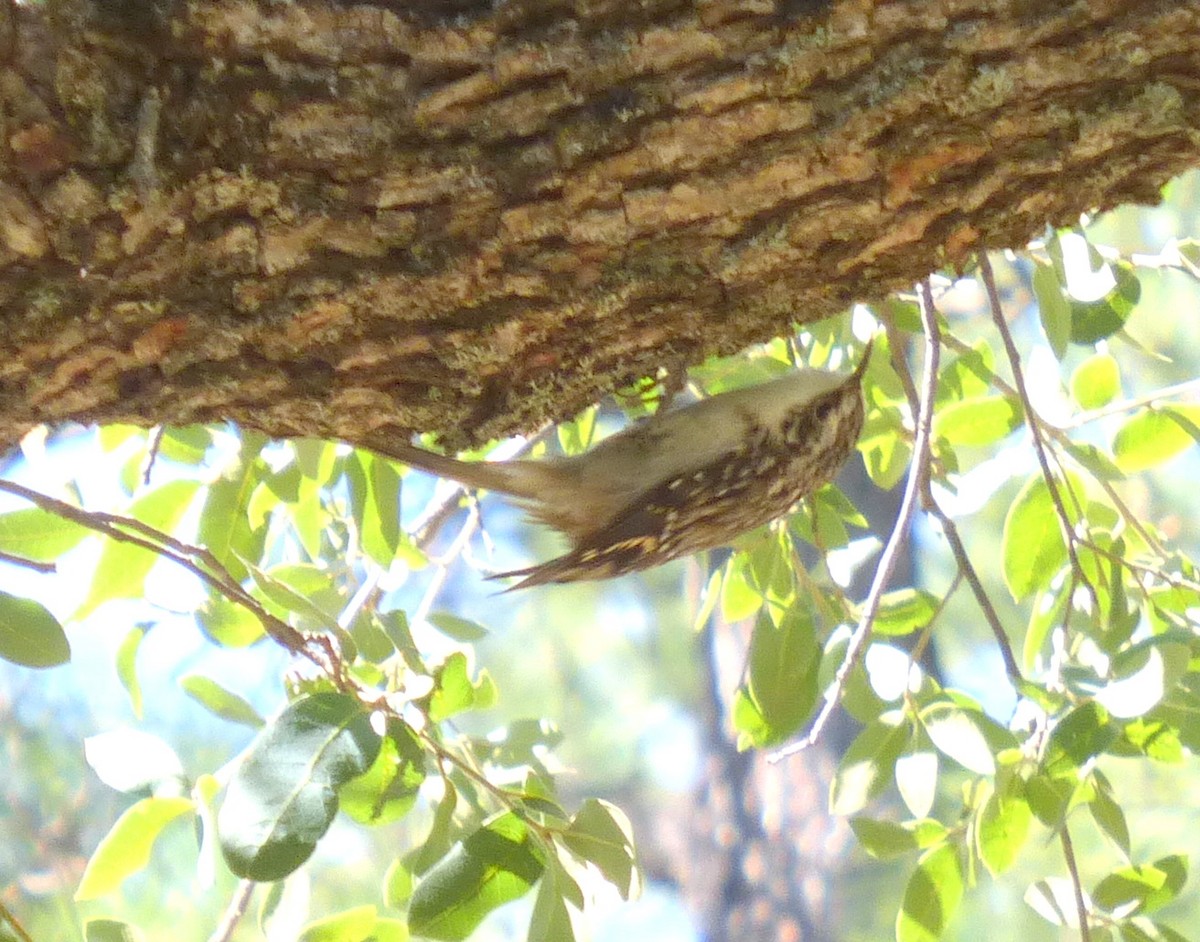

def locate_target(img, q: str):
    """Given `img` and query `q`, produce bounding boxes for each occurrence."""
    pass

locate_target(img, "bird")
[376,342,872,589]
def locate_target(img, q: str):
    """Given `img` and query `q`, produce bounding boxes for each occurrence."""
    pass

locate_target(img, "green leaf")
[0,591,70,668]
[1024,580,1069,670]
[408,781,458,876]
[198,468,268,584]
[1070,260,1140,344]
[427,612,489,643]
[75,796,194,900]
[829,714,908,816]
[341,720,425,827]
[384,858,415,907]
[218,693,382,881]
[870,588,940,637]
[1119,919,1194,942]
[1094,856,1189,916]
[76,480,201,620]
[429,652,493,722]
[528,861,578,942]
[1112,406,1200,472]
[349,452,405,569]
[742,606,820,747]
[84,919,142,942]
[180,674,264,728]
[0,506,91,561]
[561,799,639,900]
[896,844,964,942]
[195,593,265,648]
[1045,702,1115,779]
[1002,474,1075,601]
[859,410,912,491]
[934,396,1022,447]
[115,624,148,717]
[1033,262,1071,359]
[851,818,916,859]
[246,561,343,633]
[1071,353,1121,409]
[297,905,377,942]
[977,777,1032,877]
[921,703,996,775]
[1091,776,1131,857]
[408,812,544,942]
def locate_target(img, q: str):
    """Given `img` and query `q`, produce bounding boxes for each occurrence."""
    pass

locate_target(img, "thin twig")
[1058,376,1200,429]
[1060,823,1092,942]
[923,492,1022,682]
[0,479,311,657]
[0,548,55,573]
[770,283,940,761]
[0,898,33,942]
[939,331,1164,557]
[207,878,255,942]
[978,254,1097,606]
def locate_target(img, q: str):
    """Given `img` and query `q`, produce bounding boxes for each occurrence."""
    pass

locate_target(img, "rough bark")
[2,0,1198,453]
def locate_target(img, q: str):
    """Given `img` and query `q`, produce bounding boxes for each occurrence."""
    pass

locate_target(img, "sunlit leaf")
[297,905,377,942]
[341,720,425,826]
[896,844,964,942]
[115,624,148,717]
[0,506,91,561]
[830,714,907,816]
[561,799,639,900]
[934,396,1021,447]
[744,606,820,747]
[76,797,194,900]
[1071,353,1121,409]
[76,480,202,620]
[1112,406,1200,472]
[1002,474,1078,601]
[977,777,1032,876]
[427,613,488,643]
[84,729,185,795]
[922,703,995,775]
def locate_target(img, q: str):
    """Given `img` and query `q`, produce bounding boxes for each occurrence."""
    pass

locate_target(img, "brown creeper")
[380,345,871,589]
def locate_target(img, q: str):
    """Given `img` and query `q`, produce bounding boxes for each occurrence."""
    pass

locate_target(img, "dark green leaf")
[1094,856,1189,916]
[341,720,425,826]
[1045,702,1115,778]
[408,813,544,942]
[1070,261,1140,344]
[218,693,382,881]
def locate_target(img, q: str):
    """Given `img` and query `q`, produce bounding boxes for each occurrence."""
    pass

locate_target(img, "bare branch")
[770,283,940,761]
